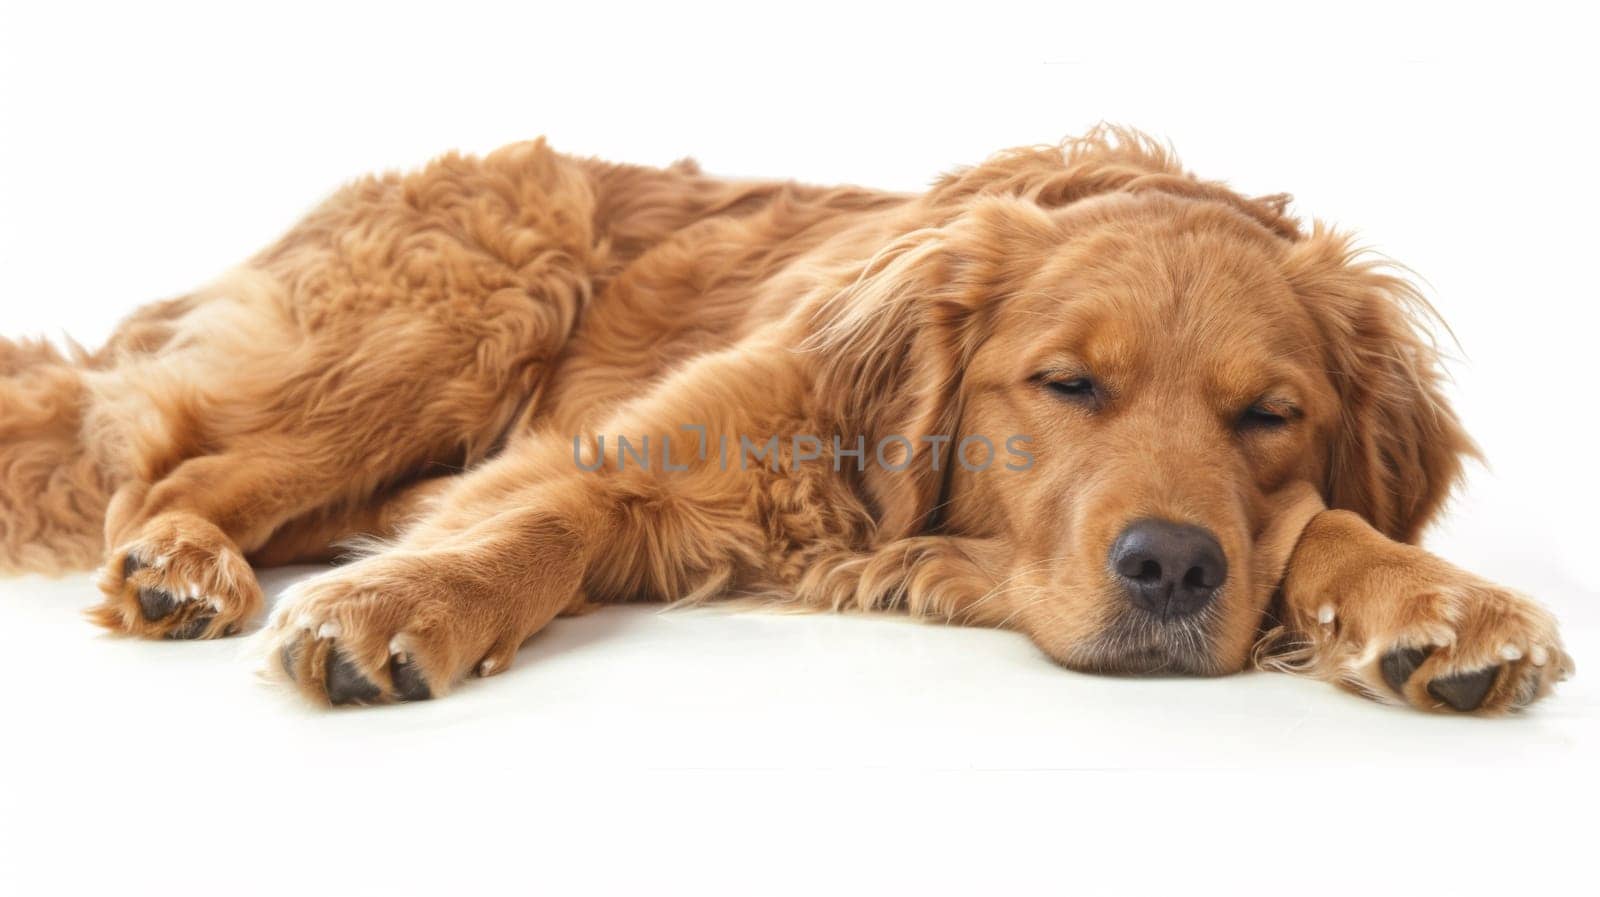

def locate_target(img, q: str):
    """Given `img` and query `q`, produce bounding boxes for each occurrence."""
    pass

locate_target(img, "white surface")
[2,569,1597,894]
[2,1,1597,894]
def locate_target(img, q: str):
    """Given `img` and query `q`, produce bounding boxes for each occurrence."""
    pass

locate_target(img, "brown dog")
[0,127,1571,712]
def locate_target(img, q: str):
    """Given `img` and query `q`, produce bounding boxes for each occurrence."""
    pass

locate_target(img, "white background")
[2,1,1596,894]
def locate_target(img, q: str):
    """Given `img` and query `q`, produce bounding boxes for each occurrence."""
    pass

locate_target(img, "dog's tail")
[0,336,113,574]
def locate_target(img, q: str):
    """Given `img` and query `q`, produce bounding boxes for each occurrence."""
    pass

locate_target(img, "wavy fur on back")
[0,336,111,573]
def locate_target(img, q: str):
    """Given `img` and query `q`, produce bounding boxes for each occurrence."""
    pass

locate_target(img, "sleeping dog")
[0,127,1571,711]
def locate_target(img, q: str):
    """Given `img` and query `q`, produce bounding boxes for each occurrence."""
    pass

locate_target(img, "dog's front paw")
[260,557,526,706]
[88,513,262,639]
[1292,555,1573,714]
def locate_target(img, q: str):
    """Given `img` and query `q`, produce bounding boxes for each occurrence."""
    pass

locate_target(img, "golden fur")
[0,127,1572,712]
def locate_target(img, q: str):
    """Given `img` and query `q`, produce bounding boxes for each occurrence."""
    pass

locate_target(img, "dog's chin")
[1068,607,1228,677]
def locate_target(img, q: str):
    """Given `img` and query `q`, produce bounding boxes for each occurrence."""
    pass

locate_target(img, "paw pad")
[324,646,383,706]
[1426,667,1499,712]
[1380,646,1431,695]
[1378,646,1527,713]
[390,653,432,701]
[137,585,181,622]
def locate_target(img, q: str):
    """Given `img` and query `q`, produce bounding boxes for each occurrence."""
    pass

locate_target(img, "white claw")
[316,622,342,640]
[1316,604,1335,625]
[1530,646,1550,667]
[388,637,406,655]
[478,658,498,676]
[1498,644,1523,662]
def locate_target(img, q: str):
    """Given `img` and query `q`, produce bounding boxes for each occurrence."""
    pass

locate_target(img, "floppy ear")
[1283,226,1478,543]
[804,199,1061,540]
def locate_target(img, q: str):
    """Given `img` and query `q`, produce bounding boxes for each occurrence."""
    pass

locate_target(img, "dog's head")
[809,129,1474,675]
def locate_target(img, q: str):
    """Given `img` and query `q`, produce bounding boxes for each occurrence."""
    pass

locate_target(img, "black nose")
[1108,519,1227,618]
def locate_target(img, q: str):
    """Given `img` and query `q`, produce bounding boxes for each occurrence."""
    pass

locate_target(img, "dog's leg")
[265,465,599,704]
[260,345,826,704]
[1273,510,1573,713]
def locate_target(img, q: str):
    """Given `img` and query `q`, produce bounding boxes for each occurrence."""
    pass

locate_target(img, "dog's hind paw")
[87,513,261,640]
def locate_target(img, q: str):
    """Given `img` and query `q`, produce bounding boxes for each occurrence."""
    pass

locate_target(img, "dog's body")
[0,129,1571,711]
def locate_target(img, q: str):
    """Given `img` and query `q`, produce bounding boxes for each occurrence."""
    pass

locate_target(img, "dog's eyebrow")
[1245,394,1305,419]
[1029,359,1093,380]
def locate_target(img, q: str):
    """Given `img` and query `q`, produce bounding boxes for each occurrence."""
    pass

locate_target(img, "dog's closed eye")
[1045,376,1097,400]
[1041,375,1107,413]
[1237,401,1295,430]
